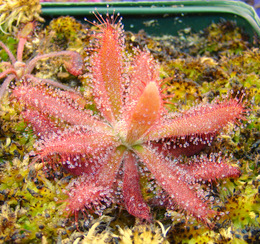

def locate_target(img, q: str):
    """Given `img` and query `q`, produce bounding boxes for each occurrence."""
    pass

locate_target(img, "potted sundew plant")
[0,1,259,243]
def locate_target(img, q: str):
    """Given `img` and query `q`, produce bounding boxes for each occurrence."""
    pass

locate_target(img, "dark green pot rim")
[41,1,260,38]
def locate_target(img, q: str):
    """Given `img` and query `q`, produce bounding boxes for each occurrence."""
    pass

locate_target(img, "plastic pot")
[41,1,260,39]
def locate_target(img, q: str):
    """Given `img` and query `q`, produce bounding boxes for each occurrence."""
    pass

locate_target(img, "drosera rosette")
[8,12,248,231]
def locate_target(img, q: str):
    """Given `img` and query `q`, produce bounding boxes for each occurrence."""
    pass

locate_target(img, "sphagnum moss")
[0,12,259,244]
[0,0,44,33]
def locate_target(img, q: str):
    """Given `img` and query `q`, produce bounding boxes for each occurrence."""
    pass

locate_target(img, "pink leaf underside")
[63,51,84,76]
[92,21,123,123]
[145,99,244,141]
[123,151,151,220]
[66,147,126,213]
[134,145,216,223]
[17,38,27,62]
[126,81,162,144]
[12,84,109,130]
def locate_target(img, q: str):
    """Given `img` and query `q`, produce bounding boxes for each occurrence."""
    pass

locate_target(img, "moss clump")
[0,0,44,33]
[45,16,89,53]
[0,157,71,243]
[62,222,170,244]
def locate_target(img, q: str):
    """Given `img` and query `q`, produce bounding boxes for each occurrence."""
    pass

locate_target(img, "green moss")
[45,16,89,53]
[0,35,17,63]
